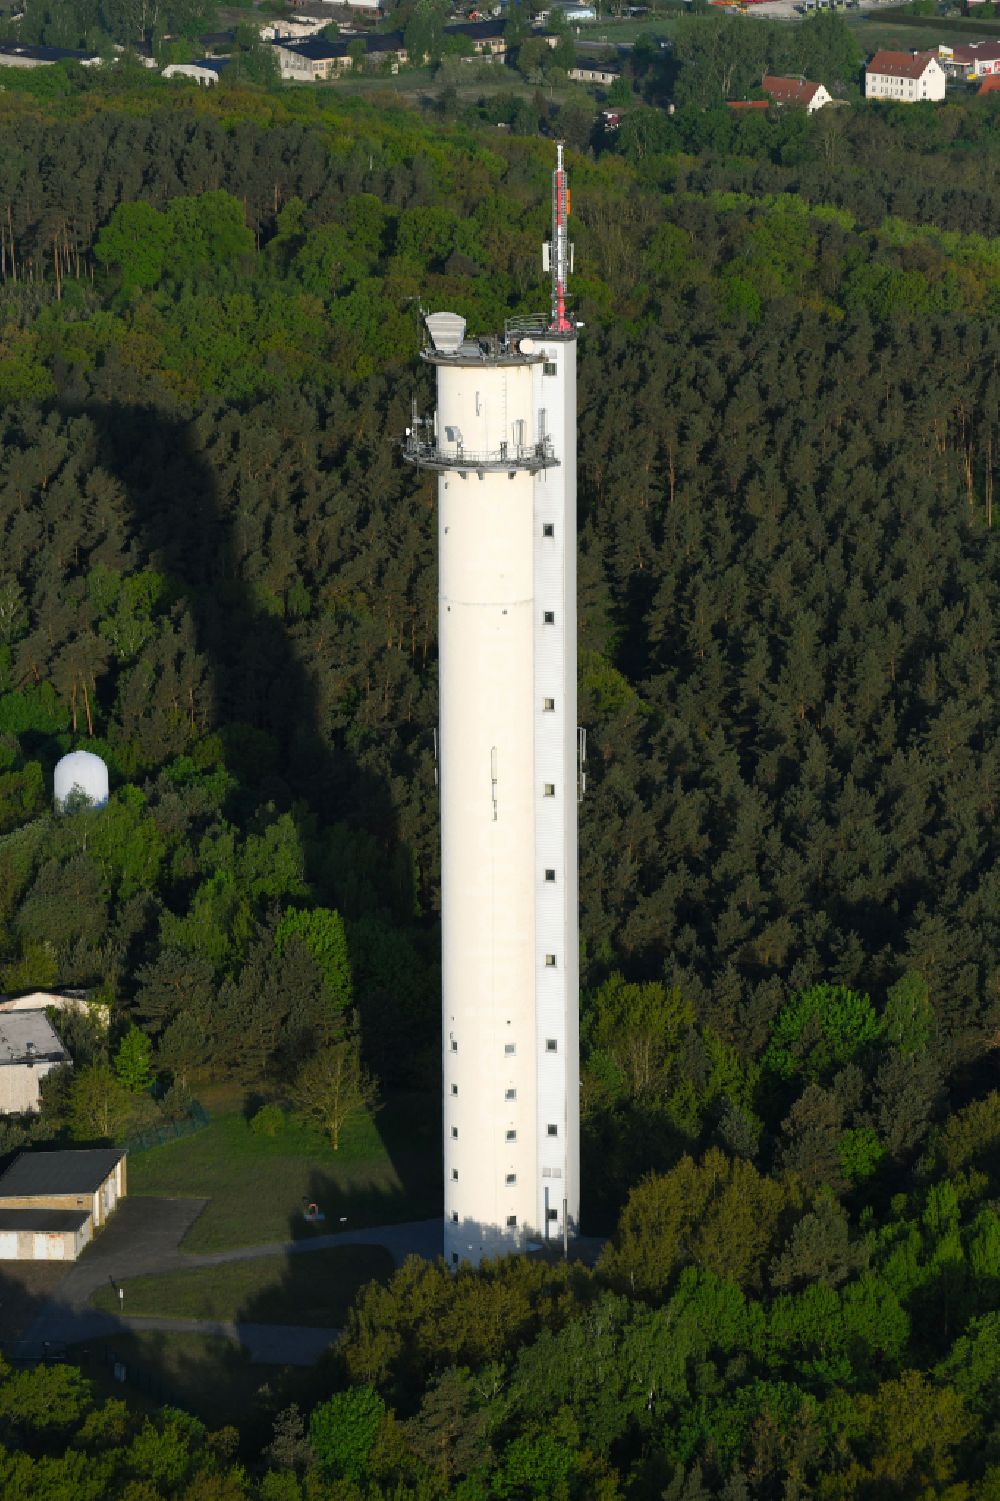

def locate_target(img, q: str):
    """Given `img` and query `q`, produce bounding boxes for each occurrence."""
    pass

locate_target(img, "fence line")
[123,1100,209,1156]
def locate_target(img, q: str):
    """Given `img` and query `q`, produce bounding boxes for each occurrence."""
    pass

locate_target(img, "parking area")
[0,1261,71,1346]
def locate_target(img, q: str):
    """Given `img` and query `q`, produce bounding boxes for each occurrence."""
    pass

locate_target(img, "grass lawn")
[89,1244,393,1326]
[322,67,436,95]
[129,1091,440,1253]
[573,17,679,42]
[846,18,956,49]
[78,1331,290,1433]
[846,12,1000,50]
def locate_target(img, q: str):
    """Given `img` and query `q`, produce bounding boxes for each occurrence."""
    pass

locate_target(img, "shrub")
[250,1103,285,1137]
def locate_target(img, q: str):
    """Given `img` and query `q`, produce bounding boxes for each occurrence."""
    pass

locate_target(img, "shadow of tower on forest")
[73,400,395,819]
[65,397,435,1186]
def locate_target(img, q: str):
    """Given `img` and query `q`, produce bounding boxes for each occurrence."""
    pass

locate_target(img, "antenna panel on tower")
[425,311,466,353]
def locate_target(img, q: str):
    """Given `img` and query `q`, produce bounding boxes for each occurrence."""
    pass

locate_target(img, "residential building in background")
[569,58,620,84]
[762,74,833,111]
[865,50,946,101]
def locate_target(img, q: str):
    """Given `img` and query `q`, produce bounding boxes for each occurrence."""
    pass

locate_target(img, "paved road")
[29,1308,339,1365]
[13,1199,442,1365]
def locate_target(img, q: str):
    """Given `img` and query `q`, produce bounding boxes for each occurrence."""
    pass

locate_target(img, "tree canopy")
[2,58,1000,1500]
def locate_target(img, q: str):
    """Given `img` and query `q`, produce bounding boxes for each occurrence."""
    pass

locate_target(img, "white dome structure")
[53,750,109,812]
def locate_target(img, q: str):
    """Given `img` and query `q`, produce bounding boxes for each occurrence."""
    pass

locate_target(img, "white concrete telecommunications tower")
[403,143,581,1266]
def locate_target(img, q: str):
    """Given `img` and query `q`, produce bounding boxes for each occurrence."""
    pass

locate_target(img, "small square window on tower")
[450,1039,458,1052]
[547,1123,558,1137]
[505,1087,517,1100]
[543,697,555,712]
[543,361,557,377]
[504,1043,516,1056]
[546,1038,558,1053]
[547,1207,558,1221]
[543,783,555,797]
[542,522,555,537]
[451,1211,459,1223]
[507,1215,518,1228]
[544,869,555,882]
[451,1083,458,1096]
[451,1168,458,1181]
[506,1129,517,1142]
[543,611,555,625]
[452,1252,459,1265]
[505,1173,517,1186]
[451,1126,458,1139]
[545,954,557,968]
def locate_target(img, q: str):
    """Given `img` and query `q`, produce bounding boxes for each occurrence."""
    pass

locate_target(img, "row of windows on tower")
[450,1037,560,1056]
[449,1124,559,1140]
[450,1162,555,1182]
[451,1213,539,1229]
[449,1213,558,1236]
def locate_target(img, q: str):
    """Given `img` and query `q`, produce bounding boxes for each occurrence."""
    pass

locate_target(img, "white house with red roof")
[761,75,833,112]
[865,50,946,102]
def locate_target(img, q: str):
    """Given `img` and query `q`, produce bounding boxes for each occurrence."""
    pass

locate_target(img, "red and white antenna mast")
[548,141,573,333]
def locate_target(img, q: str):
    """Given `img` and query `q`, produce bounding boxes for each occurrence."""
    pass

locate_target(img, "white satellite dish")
[519,337,536,354]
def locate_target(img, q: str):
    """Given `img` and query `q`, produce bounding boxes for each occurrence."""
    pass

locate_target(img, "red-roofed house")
[761,74,833,111]
[726,99,769,110]
[865,50,946,101]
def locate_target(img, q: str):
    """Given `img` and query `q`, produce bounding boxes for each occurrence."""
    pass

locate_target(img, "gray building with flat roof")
[0,1011,70,1115]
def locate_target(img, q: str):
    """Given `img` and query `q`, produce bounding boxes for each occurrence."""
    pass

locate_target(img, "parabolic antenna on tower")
[54,750,109,811]
[425,312,467,353]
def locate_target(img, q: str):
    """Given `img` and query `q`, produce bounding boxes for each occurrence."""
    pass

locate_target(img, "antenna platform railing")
[402,435,558,474]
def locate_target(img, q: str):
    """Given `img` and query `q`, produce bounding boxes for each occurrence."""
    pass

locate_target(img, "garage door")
[32,1234,65,1261]
[0,1232,17,1259]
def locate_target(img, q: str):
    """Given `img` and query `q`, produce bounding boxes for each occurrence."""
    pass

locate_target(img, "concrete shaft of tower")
[419,319,579,1269]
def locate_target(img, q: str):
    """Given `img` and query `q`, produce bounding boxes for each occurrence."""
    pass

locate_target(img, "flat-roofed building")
[942,39,1000,77]
[443,20,507,56]
[272,36,348,78]
[272,31,406,78]
[569,58,620,84]
[0,43,101,68]
[0,1208,93,1262]
[0,1148,126,1233]
[0,1012,70,1115]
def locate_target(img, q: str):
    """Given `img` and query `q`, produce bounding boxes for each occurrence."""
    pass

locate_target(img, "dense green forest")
[4,59,1000,1497]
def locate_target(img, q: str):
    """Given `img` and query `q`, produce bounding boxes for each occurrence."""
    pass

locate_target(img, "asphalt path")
[13,1199,442,1365]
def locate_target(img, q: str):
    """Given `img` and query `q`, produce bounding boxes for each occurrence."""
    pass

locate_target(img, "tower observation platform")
[402,320,563,474]
[404,145,581,1268]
